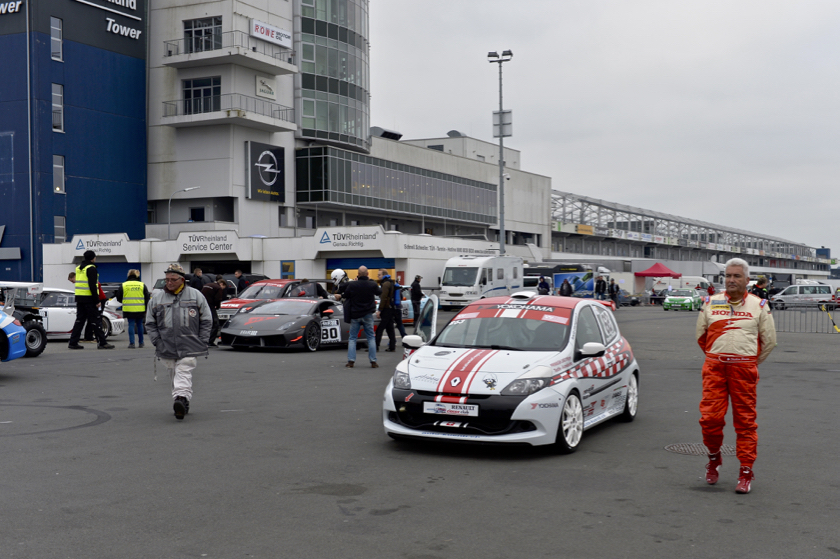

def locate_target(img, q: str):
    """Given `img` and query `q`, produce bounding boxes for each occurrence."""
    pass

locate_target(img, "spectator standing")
[189,268,204,290]
[410,275,423,326]
[375,269,397,353]
[392,279,407,338]
[538,276,550,295]
[146,263,212,420]
[115,269,150,349]
[595,276,607,300]
[609,278,620,309]
[201,275,225,347]
[707,284,716,296]
[750,278,769,300]
[341,266,381,368]
[68,251,114,350]
[234,270,248,293]
[558,278,573,297]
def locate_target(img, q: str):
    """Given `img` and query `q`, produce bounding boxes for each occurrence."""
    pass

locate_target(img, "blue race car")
[1,309,28,362]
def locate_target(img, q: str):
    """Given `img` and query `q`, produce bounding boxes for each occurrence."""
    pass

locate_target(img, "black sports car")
[219,298,369,352]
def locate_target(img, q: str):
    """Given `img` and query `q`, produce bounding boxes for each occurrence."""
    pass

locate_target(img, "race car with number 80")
[219,298,369,352]
[383,292,640,451]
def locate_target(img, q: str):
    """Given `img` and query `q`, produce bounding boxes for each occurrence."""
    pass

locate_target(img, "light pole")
[168,186,201,240]
[488,50,512,255]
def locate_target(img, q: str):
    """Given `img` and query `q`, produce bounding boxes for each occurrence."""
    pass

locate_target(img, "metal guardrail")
[773,307,840,334]
[162,93,294,122]
[164,30,296,65]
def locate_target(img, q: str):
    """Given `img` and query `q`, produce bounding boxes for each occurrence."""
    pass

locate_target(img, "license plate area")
[423,401,479,417]
[239,330,259,336]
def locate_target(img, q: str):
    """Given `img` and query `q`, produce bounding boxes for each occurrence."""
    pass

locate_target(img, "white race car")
[23,288,126,339]
[383,292,640,451]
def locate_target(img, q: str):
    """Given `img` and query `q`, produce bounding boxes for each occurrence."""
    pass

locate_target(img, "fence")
[773,307,840,334]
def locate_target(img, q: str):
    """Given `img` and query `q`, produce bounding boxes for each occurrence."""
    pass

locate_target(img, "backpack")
[393,282,402,307]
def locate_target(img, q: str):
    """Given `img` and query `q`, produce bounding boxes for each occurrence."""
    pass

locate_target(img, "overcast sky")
[369,1,840,258]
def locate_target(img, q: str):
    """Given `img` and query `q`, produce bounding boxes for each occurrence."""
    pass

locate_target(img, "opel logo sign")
[254,150,280,186]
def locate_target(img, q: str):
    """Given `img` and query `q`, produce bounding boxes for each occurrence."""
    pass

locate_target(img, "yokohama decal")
[435,349,498,403]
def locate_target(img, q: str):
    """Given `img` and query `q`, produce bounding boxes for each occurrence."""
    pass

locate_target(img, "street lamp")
[168,186,201,240]
[488,49,513,255]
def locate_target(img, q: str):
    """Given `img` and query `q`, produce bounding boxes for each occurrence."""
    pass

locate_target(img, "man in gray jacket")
[146,263,213,420]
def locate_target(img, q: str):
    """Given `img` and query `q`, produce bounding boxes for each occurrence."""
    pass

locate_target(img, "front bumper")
[663,300,693,310]
[220,330,301,348]
[383,381,566,446]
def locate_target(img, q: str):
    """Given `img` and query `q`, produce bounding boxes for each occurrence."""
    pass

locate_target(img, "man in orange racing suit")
[696,257,776,494]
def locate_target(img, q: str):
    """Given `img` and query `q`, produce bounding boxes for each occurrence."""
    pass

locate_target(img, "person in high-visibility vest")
[116,269,150,349]
[68,250,114,349]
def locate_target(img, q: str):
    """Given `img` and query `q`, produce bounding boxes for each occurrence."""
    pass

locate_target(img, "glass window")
[575,306,604,354]
[50,17,63,61]
[53,155,65,193]
[183,77,220,115]
[53,216,66,243]
[184,17,222,54]
[52,84,64,131]
[497,268,504,280]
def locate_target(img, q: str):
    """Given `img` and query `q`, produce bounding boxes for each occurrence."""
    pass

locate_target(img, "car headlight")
[501,365,551,396]
[392,360,411,389]
[277,322,295,332]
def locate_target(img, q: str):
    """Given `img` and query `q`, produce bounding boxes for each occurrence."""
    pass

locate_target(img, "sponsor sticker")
[542,314,568,325]
[458,312,479,319]
[423,402,479,417]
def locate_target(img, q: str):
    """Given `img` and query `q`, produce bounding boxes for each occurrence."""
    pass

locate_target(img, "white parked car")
[33,288,126,339]
[383,292,640,451]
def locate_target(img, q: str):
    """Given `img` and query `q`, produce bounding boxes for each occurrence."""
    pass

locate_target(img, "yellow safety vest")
[74,265,95,297]
[121,280,146,313]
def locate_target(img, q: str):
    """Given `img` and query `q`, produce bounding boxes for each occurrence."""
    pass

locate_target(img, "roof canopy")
[634,263,682,278]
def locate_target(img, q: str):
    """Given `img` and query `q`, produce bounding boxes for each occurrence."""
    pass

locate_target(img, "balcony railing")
[163,93,294,122]
[164,30,296,65]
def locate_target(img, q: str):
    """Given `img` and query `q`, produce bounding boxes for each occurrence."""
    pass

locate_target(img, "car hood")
[220,298,262,309]
[406,346,562,395]
[225,313,305,328]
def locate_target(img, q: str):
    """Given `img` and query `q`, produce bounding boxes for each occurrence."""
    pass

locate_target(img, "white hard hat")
[331,269,346,282]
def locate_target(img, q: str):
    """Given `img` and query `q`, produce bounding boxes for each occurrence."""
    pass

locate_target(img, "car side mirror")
[402,334,424,350]
[575,341,606,361]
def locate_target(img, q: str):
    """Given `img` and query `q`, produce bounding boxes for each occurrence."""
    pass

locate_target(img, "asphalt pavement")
[1,306,838,558]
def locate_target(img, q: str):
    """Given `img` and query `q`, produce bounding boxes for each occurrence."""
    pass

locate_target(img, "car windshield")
[248,301,315,315]
[237,283,286,300]
[442,267,478,287]
[434,315,571,352]
[671,290,694,297]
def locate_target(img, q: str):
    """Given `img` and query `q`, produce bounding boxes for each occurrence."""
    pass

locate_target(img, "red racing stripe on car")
[461,350,499,394]
[436,349,496,394]
[435,395,468,404]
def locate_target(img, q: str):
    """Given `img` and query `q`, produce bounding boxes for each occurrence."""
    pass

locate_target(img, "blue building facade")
[0,0,146,281]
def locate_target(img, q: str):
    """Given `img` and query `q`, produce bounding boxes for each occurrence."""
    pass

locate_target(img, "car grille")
[220,333,291,348]
[391,391,534,436]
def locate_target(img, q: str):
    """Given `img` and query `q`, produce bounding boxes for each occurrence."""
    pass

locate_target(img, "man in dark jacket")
[559,278,573,296]
[375,269,397,353]
[189,268,204,290]
[341,266,381,368]
[411,275,423,326]
[595,276,607,300]
[68,250,114,350]
[201,276,225,346]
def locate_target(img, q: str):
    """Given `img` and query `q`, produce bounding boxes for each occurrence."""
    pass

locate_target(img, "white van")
[770,284,834,310]
[438,255,524,309]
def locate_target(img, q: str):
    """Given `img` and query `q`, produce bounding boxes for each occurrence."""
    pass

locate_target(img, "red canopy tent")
[634,263,681,278]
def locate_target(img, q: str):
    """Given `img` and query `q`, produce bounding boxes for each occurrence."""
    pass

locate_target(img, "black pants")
[69,301,107,345]
[375,308,396,350]
[393,309,406,337]
[412,300,421,326]
[208,306,220,344]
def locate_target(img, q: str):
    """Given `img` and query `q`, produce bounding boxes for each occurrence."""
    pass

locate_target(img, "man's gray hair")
[725,257,749,278]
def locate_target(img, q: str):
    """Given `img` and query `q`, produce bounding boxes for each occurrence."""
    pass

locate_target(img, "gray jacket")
[145,284,212,360]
